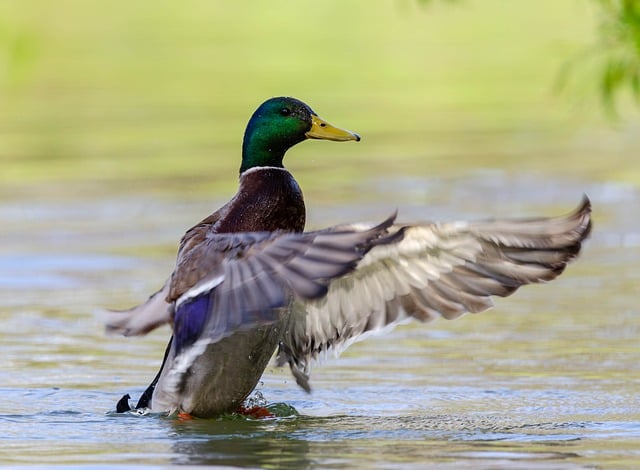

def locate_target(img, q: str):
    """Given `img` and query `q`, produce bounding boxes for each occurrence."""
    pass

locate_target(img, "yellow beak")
[305,115,361,142]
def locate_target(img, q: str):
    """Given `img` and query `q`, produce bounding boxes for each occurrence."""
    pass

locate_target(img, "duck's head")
[240,97,360,173]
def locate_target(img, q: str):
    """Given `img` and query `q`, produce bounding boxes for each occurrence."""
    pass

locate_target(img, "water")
[1,172,639,468]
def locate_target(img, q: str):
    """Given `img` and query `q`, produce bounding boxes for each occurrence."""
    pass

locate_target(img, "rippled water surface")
[1,173,639,469]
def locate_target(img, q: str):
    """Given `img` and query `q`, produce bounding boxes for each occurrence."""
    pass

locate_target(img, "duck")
[107,96,592,418]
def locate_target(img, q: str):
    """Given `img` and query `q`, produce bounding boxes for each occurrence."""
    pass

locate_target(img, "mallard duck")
[107,97,592,418]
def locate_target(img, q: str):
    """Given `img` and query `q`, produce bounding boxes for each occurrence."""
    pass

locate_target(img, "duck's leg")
[135,336,174,409]
[114,337,172,413]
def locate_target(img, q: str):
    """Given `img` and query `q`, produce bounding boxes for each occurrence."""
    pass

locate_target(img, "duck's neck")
[240,132,287,174]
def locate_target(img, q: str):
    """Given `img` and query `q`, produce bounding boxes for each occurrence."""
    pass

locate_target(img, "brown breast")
[214,167,306,234]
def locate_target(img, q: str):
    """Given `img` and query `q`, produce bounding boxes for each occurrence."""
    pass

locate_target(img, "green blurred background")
[1,0,638,202]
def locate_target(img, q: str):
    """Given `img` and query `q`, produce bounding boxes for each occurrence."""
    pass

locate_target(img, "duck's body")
[152,323,285,416]
[143,167,306,416]
[108,97,592,418]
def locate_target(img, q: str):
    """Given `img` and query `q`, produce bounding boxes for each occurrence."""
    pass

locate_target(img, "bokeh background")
[2,0,638,200]
[2,1,640,468]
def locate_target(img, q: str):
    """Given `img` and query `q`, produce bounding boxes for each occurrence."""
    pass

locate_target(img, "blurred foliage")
[416,0,640,113]
[596,0,640,106]
[559,0,640,112]
[420,0,640,113]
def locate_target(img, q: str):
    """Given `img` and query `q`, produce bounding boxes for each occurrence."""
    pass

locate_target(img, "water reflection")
[164,412,594,469]
[169,417,311,468]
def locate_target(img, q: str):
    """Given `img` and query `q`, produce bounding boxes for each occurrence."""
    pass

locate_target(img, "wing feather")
[104,279,172,336]
[278,198,592,388]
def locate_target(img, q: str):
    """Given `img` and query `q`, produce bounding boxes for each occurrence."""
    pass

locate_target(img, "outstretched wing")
[104,279,172,336]
[278,197,592,391]
[104,209,225,337]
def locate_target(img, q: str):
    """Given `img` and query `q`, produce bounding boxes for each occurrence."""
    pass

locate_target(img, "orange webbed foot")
[237,405,275,419]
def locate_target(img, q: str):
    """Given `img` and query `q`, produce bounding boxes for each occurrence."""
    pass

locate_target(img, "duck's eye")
[280,108,291,116]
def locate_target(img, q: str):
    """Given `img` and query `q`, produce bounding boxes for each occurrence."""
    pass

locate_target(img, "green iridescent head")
[240,97,360,174]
